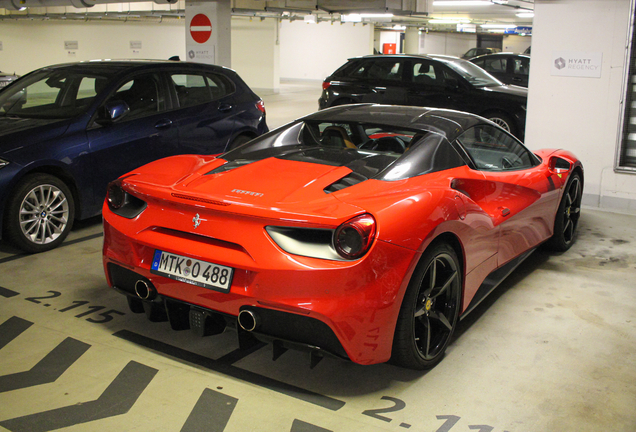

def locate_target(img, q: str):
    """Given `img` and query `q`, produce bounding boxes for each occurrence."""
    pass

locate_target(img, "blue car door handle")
[218,103,233,112]
[155,119,173,129]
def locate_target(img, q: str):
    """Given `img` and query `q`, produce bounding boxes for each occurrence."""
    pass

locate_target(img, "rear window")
[346,59,403,81]
[215,120,465,181]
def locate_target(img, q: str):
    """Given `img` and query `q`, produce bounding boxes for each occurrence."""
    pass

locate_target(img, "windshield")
[434,56,503,87]
[212,120,465,181]
[0,68,112,119]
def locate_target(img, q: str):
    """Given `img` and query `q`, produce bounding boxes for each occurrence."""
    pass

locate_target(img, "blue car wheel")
[4,173,75,253]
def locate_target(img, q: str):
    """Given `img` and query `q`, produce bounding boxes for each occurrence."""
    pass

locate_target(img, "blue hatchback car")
[0,60,268,253]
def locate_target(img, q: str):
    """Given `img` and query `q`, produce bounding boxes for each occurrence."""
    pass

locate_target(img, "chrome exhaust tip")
[238,309,259,332]
[134,280,156,300]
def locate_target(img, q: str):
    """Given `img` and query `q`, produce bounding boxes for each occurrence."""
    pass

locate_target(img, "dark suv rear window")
[346,59,403,81]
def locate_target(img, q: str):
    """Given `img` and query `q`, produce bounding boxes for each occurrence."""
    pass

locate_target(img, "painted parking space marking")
[181,388,238,432]
[0,317,31,349]
[291,419,333,432]
[0,232,103,265]
[0,336,90,393]
[0,286,19,298]
[0,361,157,432]
[113,329,346,411]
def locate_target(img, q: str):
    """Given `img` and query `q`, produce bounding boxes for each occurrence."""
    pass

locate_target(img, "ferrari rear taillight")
[334,214,376,259]
[107,181,126,210]
[106,177,147,219]
[322,81,332,90]
[256,100,266,114]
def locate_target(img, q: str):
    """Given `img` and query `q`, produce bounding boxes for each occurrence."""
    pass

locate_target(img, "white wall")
[0,20,185,75]
[0,18,281,91]
[279,20,374,80]
[418,31,476,57]
[502,35,531,53]
[525,0,636,211]
[231,17,279,92]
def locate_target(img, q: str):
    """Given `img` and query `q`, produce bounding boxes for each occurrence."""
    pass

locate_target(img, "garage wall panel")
[525,0,636,211]
[231,17,279,93]
[502,35,531,54]
[417,31,475,57]
[279,20,373,80]
[0,20,186,76]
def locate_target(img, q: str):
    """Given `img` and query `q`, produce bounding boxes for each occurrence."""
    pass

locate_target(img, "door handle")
[218,103,233,112]
[155,119,173,129]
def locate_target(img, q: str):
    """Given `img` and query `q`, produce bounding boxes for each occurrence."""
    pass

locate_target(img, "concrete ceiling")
[0,0,534,31]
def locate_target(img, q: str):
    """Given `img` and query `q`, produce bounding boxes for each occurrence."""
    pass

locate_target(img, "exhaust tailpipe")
[135,280,156,300]
[238,309,260,332]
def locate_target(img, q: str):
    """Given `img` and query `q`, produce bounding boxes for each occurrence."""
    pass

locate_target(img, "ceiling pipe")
[0,0,176,10]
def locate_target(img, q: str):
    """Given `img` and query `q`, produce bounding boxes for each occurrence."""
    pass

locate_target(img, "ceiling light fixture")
[429,18,471,24]
[341,14,362,22]
[480,23,517,28]
[516,11,534,18]
[432,1,492,6]
[360,13,394,18]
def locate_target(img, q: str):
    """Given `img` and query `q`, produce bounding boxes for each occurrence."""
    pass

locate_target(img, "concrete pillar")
[404,27,419,54]
[185,0,231,67]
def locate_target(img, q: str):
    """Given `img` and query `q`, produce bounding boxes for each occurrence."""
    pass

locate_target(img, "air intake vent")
[324,172,367,193]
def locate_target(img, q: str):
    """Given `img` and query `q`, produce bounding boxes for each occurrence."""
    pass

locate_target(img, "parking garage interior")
[1,1,636,431]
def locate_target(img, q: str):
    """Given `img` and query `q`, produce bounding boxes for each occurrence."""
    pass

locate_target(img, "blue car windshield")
[0,69,112,119]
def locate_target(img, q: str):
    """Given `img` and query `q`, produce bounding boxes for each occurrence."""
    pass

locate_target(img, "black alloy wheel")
[392,242,461,370]
[544,172,582,251]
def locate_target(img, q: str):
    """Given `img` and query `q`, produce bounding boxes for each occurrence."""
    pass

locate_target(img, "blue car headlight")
[0,158,9,169]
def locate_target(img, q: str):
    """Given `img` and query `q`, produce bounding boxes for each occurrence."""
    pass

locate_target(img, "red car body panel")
[102,108,583,366]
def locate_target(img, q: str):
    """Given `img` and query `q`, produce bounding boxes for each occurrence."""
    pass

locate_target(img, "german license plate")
[150,250,233,292]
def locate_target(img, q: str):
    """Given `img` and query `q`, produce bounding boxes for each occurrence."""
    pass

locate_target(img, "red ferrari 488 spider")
[102,105,583,370]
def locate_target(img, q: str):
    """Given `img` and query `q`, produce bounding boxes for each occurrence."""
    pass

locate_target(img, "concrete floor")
[0,80,635,432]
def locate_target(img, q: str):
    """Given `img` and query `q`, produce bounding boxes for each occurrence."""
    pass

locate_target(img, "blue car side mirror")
[96,100,130,125]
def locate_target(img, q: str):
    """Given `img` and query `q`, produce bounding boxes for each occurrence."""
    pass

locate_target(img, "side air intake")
[324,172,367,193]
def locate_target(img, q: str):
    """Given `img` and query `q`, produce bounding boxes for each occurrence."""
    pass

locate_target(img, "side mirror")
[95,100,129,126]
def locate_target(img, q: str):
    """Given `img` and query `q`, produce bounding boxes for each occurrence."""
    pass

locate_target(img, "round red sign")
[190,14,212,44]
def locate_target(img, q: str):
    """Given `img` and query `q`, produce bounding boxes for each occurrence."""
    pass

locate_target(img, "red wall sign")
[190,14,212,44]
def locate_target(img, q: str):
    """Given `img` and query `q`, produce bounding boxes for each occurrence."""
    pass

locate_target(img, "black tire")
[4,173,75,253]
[391,242,462,370]
[227,134,252,151]
[543,172,582,252]
[484,111,518,137]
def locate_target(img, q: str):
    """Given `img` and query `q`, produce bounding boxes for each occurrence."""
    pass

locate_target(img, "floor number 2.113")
[362,397,509,431]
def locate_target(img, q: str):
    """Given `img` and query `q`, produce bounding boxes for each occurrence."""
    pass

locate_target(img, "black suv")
[319,54,527,139]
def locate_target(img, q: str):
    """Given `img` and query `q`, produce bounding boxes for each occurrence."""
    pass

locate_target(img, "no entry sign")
[190,14,212,44]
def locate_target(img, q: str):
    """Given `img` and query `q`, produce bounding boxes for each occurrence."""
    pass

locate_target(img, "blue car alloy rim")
[19,184,70,245]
